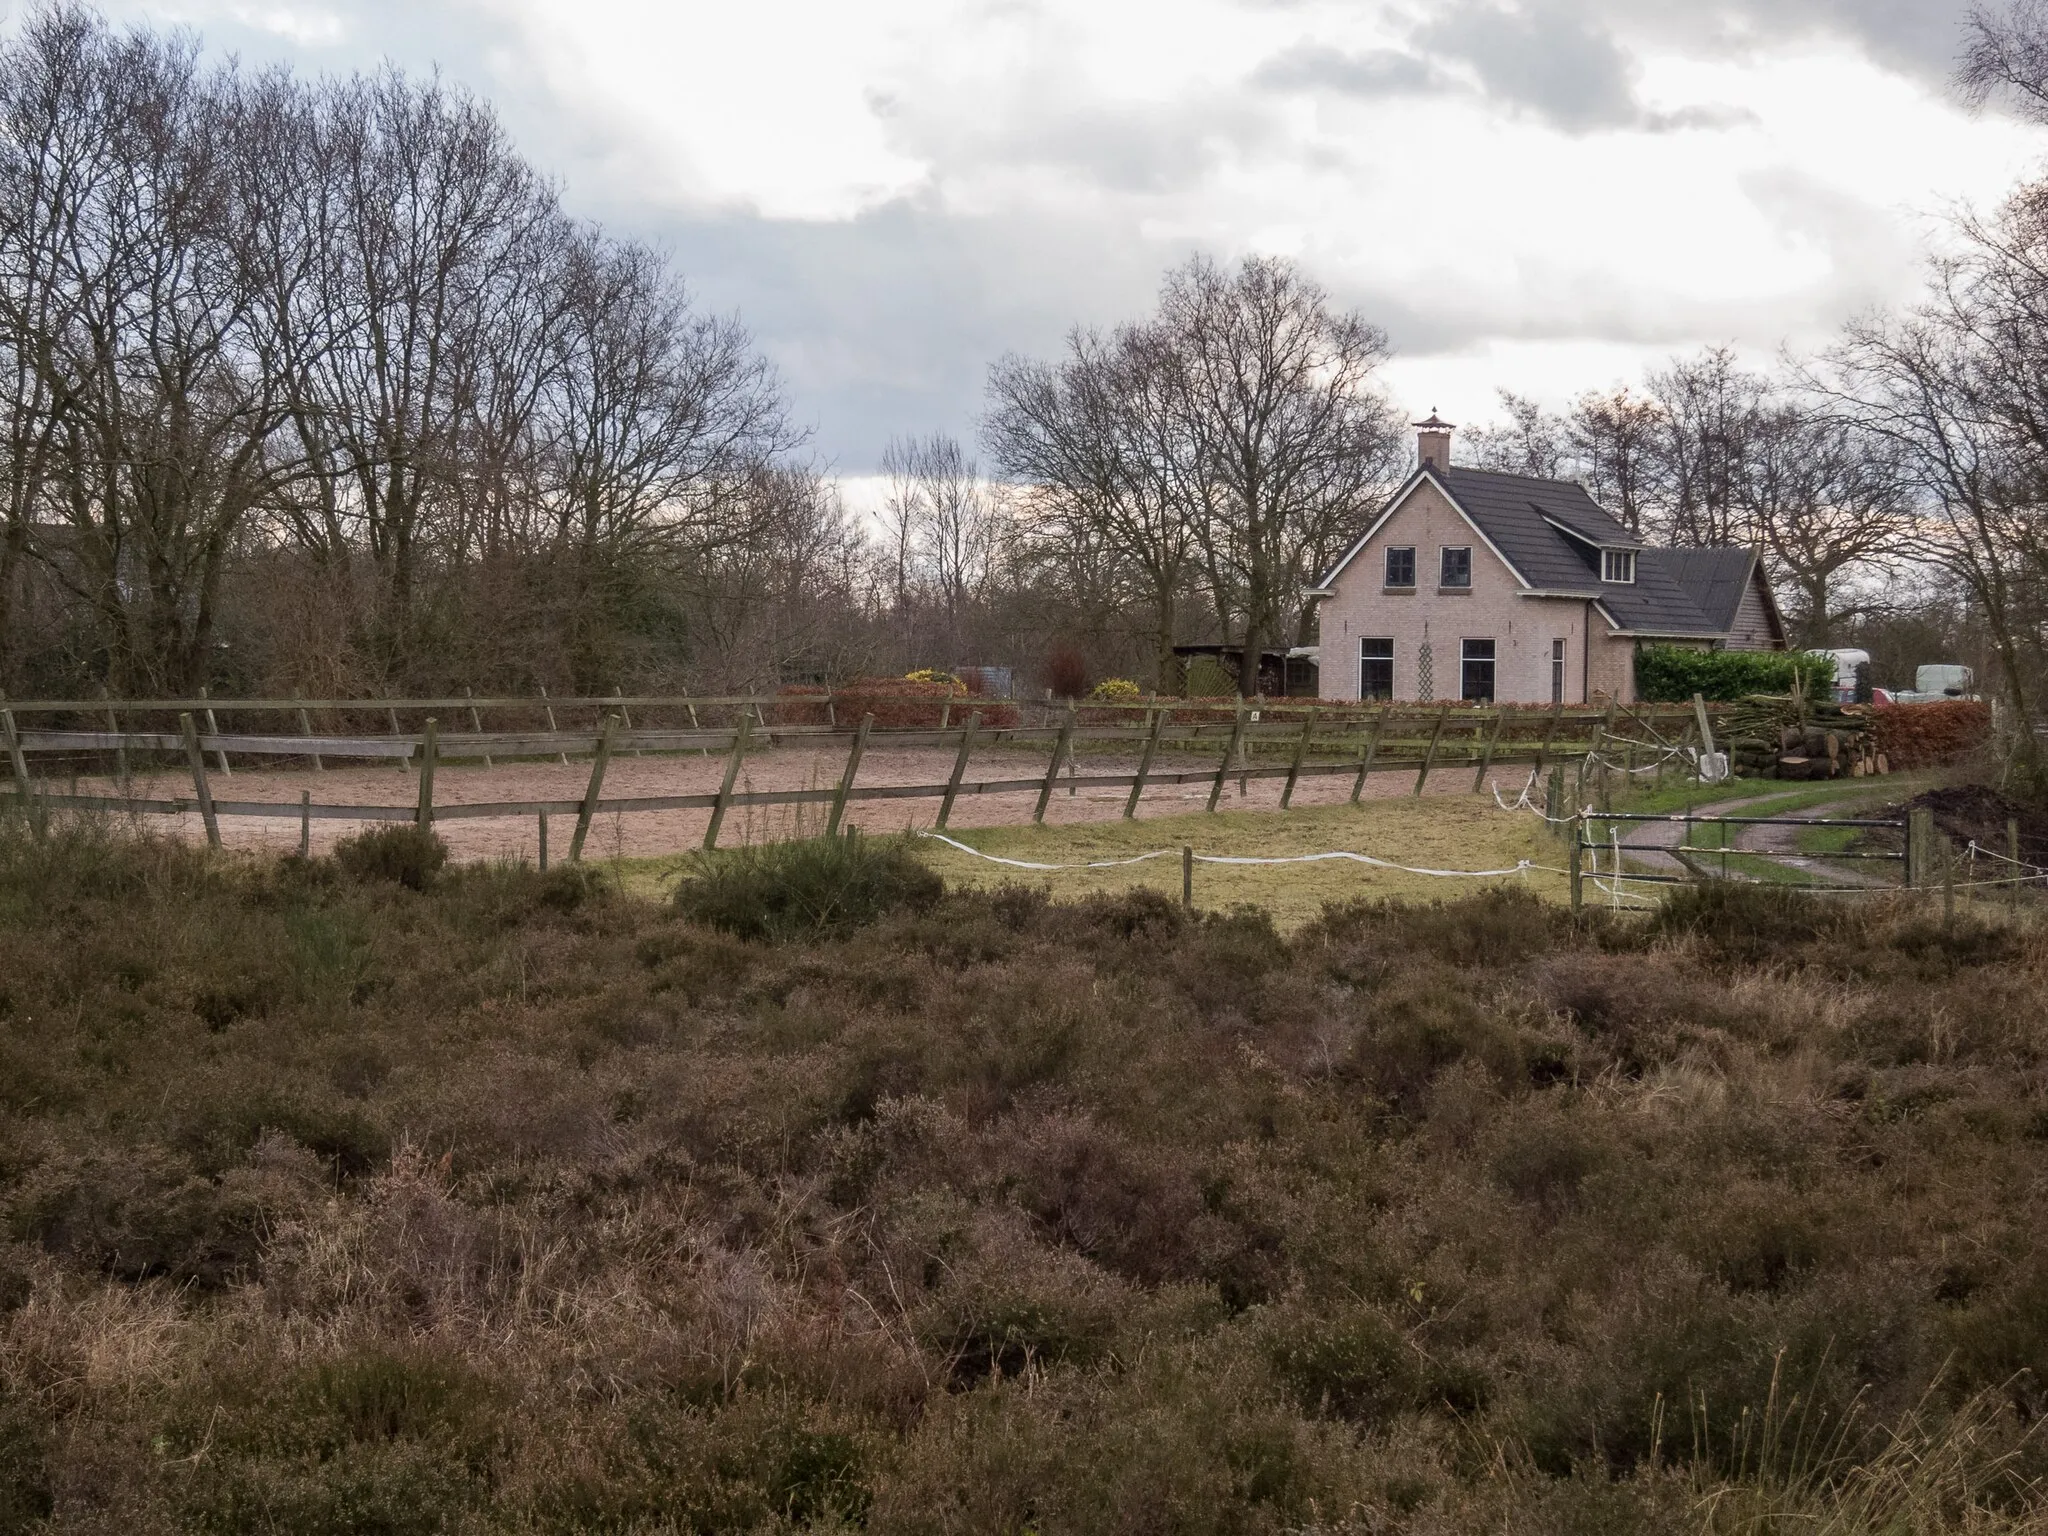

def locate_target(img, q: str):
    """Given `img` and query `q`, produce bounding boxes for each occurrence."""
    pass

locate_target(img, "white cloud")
[77,0,2048,457]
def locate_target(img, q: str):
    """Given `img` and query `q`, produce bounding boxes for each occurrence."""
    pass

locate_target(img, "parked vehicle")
[1887,664,1976,705]
[1818,648,1871,704]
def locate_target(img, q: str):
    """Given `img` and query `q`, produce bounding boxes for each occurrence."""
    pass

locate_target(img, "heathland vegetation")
[6,809,2048,1532]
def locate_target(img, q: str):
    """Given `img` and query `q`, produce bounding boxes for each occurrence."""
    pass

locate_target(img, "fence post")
[826,713,872,838]
[1900,806,1933,888]
[538,810,549,871]
[1281,709,1318,810]
[540,685,569,764]
[292,693,323,772]
[179,713,221,850]
[570,714,619,862]
[1125,707,1166,819]
[1535,698,1564,772]
[703,712,754,850]
[298,790,311,858]
[1413,703,1450,796]
[416,719,438,827]
[1944,836,1956,928]
[1182,843,1194,911]
[0,702,24,786]
[1036,704,1077,824]
[1546,764,1564,822]
[686,701,708,758]
[101,687,129,787]
[1207,701,1247,813]
[1352,704,1389,804]
[1473,705,1508,793]
[1569,814,1584,912]
[466,687,492,768]
[201,684,231,776]
[388,706,406,769]
[938,712,982,831]
[615,687,643,759]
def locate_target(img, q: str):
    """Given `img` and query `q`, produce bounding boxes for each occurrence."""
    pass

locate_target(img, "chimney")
[1415,410,1453,472]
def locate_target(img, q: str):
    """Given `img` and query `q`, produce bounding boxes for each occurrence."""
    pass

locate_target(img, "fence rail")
[0,692,1741,864]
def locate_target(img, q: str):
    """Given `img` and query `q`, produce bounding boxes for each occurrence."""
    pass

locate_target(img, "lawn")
[618,795,1569,928]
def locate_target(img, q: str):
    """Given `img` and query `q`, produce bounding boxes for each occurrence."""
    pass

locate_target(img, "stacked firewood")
[1719,696,1886,780]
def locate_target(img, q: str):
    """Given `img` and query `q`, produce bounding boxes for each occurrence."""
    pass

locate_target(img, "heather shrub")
[671,830,944,941]
[6,813,2048,1529]
[333,822,447,890]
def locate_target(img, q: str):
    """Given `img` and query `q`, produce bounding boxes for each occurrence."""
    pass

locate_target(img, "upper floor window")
[1384,546,1416,587]
[1602,549,1636,584]
[1440,546,1472,588]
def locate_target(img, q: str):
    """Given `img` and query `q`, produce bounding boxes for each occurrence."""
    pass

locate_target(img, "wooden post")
[540,686,569,764]
[703,712,754,850]
[1036,704,1077,825]
[538,810,549,871]
[179,713,221,849]
[1207,701,1248,813]
[296,694,323,772]
[466,687,492,768]
[1906,806,1932,889]
[101,687,129,786]
[1534,698,1564,772]
[615,687,643,758]
[298,790,311,858]
[1473,705,1509,793]
[1182,844,1194,912]
[201,685,230,776]
[1352,704,1389,804]
[416,719,438,827]
[1692,692,1715,779]
[937,713,982,831]
[1546,765,1562,822]
[569,714,619,862]
[686,701,708,758]
[1125,707,1166,819]
[1413,702,1450,796]
[388,706,405,770]
[826,713,872,838]
[1569,814,1584,912]
[0,703,25,786]
[1281,709,1318,810]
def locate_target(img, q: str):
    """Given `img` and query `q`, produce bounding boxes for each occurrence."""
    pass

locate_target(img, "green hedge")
[1634,645,1834,703]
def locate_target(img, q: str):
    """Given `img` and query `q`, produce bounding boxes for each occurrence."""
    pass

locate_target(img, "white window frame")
[1383,546,1416,588]
[1440,545,1473,588]
[1602,549,1636,584]
[1551,638,1566,703]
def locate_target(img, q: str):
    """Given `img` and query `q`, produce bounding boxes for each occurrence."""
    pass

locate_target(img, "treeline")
[0,5,869,699]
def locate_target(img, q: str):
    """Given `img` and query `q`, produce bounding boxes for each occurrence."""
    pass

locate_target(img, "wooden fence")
[0,692,1728,861]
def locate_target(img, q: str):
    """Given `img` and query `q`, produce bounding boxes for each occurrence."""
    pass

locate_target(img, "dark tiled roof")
[1650,547,1759,633]
[1431,467,1728,636]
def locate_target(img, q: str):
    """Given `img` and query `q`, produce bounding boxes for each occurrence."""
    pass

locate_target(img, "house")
[1304,414,1784,705]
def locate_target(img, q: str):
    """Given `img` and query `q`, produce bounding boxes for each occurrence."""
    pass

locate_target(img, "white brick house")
[1304,416,1785,706]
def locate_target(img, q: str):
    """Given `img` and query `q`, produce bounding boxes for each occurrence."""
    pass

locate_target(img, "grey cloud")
[1251,42,1448,97]
[1417,0,1647,132]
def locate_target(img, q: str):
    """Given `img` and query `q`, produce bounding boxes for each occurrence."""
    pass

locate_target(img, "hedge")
[1635,645,1835,703]
[1871,700,1993,769]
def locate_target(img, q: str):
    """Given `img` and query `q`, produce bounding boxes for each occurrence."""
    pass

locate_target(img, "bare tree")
[1465,390,1564,478]
[1961,0,2048,121]
[1563,387,1666,535]
[986,325,1195,688]
[1156,255,1401,696]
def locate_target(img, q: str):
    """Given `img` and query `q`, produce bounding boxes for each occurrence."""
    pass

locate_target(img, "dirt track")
[50,743,1529,862]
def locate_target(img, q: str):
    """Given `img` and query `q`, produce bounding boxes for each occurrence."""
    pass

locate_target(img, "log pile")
[1719,696,1886,781]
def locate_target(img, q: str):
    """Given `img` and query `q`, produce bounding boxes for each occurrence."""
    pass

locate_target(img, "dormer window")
[1602,549,1636,584]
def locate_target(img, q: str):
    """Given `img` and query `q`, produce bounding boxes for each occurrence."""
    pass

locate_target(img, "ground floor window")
[1360,637,1394,699]
[1461,639,1496,702]
[1551,638,1566,703]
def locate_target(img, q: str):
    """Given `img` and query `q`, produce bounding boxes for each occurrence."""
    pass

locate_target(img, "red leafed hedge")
[1871,699,1992,768]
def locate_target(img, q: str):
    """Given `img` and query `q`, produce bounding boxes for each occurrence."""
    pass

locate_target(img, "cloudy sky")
[78,0,2048,474]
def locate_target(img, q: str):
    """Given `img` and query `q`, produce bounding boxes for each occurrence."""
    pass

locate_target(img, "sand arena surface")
[43,740,1523,862]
